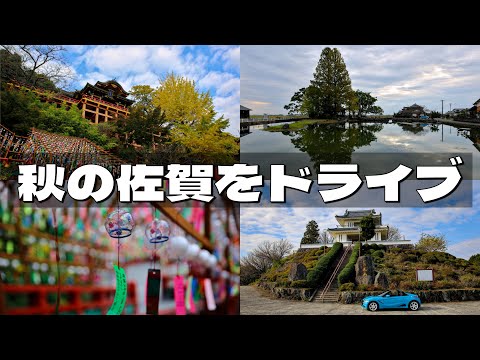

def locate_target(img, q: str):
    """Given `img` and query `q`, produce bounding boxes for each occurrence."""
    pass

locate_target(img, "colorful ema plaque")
[107,265,127,315]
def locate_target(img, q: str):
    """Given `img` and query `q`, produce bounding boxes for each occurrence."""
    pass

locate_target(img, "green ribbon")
[107,265,127,315]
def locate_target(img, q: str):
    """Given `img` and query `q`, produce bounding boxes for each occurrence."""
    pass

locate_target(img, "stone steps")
[315,291,339,303]
[312,245,352,303]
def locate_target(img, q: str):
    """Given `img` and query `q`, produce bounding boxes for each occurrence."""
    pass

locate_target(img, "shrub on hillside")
[399,280,433,290]
[434,280,458,289]
[290,280,313,288]
[405,253,418,262]
[306,242,343,287]
[372,250,384,259]
[337,242,361,286]
[421,252,439,264]
[339,282,355,291]
[460,274,480,288]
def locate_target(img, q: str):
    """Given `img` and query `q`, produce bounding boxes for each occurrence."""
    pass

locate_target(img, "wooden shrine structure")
[7,79,133,124]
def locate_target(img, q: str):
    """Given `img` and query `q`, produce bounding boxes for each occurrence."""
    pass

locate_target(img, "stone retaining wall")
[258,282,314,301]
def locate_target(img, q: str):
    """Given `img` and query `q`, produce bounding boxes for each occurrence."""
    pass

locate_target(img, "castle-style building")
[7,79,133,124]
[300,209,411,249]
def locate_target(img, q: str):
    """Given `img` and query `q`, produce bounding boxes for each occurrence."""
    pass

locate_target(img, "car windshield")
[379,291,390,297]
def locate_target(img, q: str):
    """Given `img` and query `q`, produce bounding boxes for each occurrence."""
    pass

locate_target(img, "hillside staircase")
[0,124,124,176]
[311,244,352,303]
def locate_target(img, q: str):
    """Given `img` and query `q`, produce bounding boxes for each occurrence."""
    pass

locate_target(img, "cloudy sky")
[62,45,239,135]
[241,45,480,116]
[241,182,480,261]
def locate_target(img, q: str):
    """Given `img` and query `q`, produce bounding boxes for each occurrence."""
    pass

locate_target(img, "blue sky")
[241,45,480,116]
[61,45,239,134]
[240,181,480,261]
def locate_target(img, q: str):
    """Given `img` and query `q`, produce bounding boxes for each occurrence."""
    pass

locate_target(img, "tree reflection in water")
[289,122,384,167]
[396,122,427,135]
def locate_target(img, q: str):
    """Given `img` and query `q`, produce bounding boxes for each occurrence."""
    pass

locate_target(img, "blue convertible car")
[362,290,421,312]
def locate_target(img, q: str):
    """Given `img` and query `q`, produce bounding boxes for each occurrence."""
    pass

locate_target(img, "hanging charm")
[144,218,170,315]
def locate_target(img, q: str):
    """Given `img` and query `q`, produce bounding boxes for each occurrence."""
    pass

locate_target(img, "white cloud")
[199,71,240,97]
[213,91,239,135]
[222,47,240,72]
[448,239,480,260]
[82,45,151,74]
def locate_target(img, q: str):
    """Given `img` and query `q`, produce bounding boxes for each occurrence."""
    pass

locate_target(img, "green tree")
[416,233,448,252]
[311,47,352,117]
[284,88,305,115]
[301,220,320,245]
[370,105,384,115]
[355,90,383,117]
[469,254,480,265]
[359,215,376,256]
[301,85,323,118]
[129,84,156,112]
[345,90,359,118]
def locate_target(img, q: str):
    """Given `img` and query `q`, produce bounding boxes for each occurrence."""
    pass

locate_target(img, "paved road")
[241,286,480,315]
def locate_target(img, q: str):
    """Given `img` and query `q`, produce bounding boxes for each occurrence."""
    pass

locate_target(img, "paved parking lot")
[240,286,480,315]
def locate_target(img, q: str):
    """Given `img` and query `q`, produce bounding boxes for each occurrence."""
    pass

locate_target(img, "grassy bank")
[266,119,338,131]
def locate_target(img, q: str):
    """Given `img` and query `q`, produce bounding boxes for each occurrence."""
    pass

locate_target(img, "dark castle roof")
[335,209,379,219]
[240,105,251,111]
[73,80,134,107]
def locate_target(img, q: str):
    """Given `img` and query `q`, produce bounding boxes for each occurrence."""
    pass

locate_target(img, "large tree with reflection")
[290,122,384,167]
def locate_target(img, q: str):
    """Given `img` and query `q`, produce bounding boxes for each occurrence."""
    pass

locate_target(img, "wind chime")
[144,212,170,315]
[104,207,135,315]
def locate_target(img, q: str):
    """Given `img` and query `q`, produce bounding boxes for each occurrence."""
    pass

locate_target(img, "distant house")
[448,108,470,118]
[240,105,251,119]
[395,103,429,118]
[469,98,480,119]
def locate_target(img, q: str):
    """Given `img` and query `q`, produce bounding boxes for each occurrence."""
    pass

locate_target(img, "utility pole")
[441,100,444,118]
[449,103,452,112]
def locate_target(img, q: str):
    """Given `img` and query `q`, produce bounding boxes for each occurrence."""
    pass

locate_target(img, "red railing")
[81,94,128,112]
[0,283,137,315]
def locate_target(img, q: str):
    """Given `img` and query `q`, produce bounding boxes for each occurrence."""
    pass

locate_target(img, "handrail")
[318,244,351,302]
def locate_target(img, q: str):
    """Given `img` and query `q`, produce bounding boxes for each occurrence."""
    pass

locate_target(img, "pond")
[241,122,480,178]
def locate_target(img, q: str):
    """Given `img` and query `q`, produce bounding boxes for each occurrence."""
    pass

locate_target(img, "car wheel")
[368,301,378,312]
[409,301,420,311]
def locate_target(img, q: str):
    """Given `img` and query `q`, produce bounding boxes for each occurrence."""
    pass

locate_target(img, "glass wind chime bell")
[105,209,135,240]
[145,217,170,315]
[144,219,170,249]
